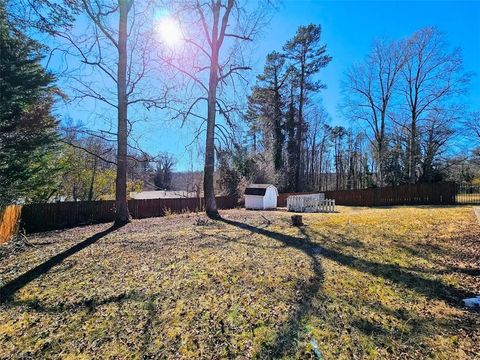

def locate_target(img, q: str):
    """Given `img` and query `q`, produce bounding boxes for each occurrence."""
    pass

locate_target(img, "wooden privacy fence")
[20,196,238,233]
[278,182,456,207]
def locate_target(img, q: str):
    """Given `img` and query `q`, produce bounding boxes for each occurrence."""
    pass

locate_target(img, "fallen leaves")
[0,206,479,359]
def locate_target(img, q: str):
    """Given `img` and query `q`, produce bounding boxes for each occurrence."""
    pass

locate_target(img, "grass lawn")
[0,206,479,359]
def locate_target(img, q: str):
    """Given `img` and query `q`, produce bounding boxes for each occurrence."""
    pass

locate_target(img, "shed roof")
[244,184,276,196]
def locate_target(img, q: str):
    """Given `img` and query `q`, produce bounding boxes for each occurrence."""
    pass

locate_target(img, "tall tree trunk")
[408,112,418,184]
[204,7,220,219]
[114,0,131,226]
[294,68,305,192]
[318,138,325,191]
[377,112,386,187]
[273,75,283,171]
[286,85,296,191]
[310,138,316,189]
[88,156,98,201]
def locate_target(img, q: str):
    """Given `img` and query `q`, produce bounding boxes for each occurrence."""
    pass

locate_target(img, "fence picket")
[456,183,480,204]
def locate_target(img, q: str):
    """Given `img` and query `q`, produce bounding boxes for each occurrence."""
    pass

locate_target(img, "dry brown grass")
[0,205,21,244]
[0,206,479,359]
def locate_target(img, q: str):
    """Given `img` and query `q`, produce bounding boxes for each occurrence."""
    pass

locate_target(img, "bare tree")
[5,0,78,35]
[160,0,270,218]
[55,0,168,225]
[304,105,329,190]
[153,153,176,190]
[343,38,407,186]
[465,111,480,142]
[419,107,457,182]
[401,27,469,183]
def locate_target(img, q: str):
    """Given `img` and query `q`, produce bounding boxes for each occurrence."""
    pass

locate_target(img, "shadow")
[396,242,480,278]
[139,294,157,358]
[0,225,122,304]
[4,288,140,314]
[218,216,476,357]
[351,318,391,337]
[402,265,480,277]
[218,217,324,358]
[397,242,450,259]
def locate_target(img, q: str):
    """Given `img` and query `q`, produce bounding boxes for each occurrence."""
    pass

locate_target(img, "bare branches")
[81,0,119,48]
[224,33,253,41]
[159,56,209,93]
[60,139,117,165]
[196,1,212,46]
[342,26,471,185]
[72,77,118,108]
[184,38,211,59]
[219,65,251,81]
[217,0,234,48]
[55,32,118,84]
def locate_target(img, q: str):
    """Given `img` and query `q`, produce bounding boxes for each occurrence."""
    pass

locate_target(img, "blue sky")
[263,0,480,124]
[52,0,480,171]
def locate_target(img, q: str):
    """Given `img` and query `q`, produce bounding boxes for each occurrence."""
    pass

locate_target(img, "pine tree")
[283,24,332,191]
[0,5,59,207]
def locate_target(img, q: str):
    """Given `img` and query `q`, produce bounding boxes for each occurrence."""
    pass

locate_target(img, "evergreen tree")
[0,5,59,207]
[283,24,332,191]
[248,52,289,172]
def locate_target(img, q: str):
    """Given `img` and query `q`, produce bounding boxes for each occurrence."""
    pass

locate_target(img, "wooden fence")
[5,182,458,235]
[20,196,238,233]
[278,182,456,207]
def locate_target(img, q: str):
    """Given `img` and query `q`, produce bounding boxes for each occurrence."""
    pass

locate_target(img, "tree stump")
[291,215,303,227]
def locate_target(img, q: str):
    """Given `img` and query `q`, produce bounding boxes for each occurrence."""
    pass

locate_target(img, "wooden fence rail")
[20,196,238,233]
[278,182,456,207]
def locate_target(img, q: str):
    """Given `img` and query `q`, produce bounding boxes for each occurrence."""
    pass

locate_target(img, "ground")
[0,206,479,359]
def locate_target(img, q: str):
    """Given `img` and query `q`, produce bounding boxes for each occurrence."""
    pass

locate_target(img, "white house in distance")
[130,190,197,199]
[244,184,278,210]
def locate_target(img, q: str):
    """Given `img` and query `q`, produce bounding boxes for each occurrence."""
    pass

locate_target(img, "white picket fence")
[287,193,335,213]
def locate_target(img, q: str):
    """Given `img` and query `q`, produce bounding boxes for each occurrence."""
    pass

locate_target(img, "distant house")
[244,184,278,210]
[130,190,198,200]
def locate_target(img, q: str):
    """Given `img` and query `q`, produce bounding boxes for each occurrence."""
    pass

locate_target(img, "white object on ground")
[244,184,278,210]
[474,207,480,224]
[287,193,335,213]
[463,295,480,308]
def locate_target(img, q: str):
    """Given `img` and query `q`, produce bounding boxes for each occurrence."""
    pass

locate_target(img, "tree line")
[223,25,477,194]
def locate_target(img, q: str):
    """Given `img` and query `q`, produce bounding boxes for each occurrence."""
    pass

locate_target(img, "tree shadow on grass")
[218,216,476,358]
[2,287,160,357]
[218,217,323,358]
[298,227,475,307]
[3,288,143,314]
[0,225,123,304]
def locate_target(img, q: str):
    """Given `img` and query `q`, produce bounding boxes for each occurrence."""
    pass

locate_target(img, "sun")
[157,17,182,47]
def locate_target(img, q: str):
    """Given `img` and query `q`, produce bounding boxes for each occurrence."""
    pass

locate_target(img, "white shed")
[244,184,278,210]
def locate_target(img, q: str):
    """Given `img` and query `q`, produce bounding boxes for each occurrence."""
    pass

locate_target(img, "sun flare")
[157,17,182,47]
